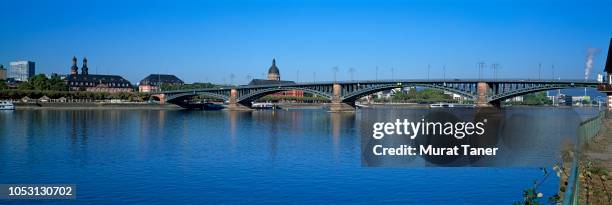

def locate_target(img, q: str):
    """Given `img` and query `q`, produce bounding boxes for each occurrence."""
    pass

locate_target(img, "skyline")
[1,0,611,84]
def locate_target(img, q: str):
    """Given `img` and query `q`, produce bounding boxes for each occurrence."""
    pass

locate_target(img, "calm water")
[0,107,599,204]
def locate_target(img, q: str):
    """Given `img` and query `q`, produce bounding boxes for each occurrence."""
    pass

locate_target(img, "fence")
[562,110,606,205]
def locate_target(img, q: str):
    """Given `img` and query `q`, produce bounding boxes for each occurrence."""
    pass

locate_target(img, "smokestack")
[606,38,612,74]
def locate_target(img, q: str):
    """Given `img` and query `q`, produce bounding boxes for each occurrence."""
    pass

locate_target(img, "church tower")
[81,57,89,75]
[70,56,79,75]
[267,58,280,81]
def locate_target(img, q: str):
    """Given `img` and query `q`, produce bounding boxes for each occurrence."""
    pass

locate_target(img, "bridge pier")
[227,88,252,111]
[474,82,501,108]
[330,83,356,112]
[151,94,166,104]
[475,82,490,107]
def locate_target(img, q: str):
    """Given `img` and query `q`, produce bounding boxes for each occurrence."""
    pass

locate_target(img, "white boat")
[0,100,15,110]
[252,102,279,109]
[429,103,475,108]
[430,103,452,108]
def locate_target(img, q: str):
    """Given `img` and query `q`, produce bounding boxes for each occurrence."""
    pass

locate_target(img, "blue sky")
[0,0,611,84]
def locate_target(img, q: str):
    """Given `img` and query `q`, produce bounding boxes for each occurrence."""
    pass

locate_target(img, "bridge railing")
[562,110,606,205]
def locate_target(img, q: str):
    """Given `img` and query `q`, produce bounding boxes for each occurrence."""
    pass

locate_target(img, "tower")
[267,58,280,81]
[70,56,79,75]
[81,57,89,75]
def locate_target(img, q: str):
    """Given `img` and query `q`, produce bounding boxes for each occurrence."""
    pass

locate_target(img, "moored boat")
[0,100,15,110]
[252,102,280,109]
[429,103,475,108]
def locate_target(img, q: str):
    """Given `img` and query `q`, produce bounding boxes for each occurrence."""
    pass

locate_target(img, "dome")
[268,58,279,75]
[267,58,280,81]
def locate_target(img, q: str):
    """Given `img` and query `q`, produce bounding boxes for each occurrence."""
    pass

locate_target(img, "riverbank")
[14,102,182,110]
[11,101,595,110]
[578,112,612,204]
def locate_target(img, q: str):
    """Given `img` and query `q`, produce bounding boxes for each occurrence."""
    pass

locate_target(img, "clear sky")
[0,0,611,84]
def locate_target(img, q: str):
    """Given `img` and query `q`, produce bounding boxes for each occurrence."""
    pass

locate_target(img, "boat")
[0,100,15,110]
[252,102,280,110]
[429,103,475,108]
[355,102,370,109]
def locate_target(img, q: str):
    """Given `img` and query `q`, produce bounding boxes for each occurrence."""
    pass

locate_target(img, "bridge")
[151,79,600,111]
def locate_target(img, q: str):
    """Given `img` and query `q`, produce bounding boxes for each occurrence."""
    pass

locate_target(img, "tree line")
[372,88,457,103]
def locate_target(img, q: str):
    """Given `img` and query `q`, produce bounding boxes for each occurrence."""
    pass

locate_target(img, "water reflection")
[0,107,597,204]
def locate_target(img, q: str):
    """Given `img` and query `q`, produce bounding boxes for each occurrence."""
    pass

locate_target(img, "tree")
[0,81,7,90]
[29,74,51,90]
[161,82,217,91]
[49,75,68,91]
[17,81,33,90]
[522,92,552,105]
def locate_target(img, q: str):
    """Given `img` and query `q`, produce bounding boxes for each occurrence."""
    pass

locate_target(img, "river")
[0,107,600,204]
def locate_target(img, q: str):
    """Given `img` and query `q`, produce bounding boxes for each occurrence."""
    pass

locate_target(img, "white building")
[9,61,35,82]
[443,91,464,101]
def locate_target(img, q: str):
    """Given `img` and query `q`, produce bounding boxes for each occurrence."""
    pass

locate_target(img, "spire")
[81,57,89,75]
[272,58,276,66]
[70,56,79,75]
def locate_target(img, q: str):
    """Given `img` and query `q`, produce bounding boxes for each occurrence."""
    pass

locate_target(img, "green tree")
[161,82,218,91]
[522,92,552,105]
[0,81,7,90]
[17,81,33,90]
[49,75,68,91]
[29,74,51,90]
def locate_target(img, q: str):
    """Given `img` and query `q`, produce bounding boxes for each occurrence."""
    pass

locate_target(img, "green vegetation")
[256,95,330,103]
[16,74,68,91]
[0,74,149,101]
[0,89,150,101]
[161,82,217,91]
[523,92,552,105]
[514,167,561,205]
[505,92,552,106]
[372,88,456,103]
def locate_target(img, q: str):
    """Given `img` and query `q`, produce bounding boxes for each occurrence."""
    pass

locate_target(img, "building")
[267,58,280,80]
[0,64,6,80]
[139,74,184,92]
[247,58,304,98]
[66,57,133,93]
[444,91,465,101]
[9,61,35,81]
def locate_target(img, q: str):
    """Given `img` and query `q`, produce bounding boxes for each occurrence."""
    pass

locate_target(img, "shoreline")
[14,102,183,110]
[9,101,598,110]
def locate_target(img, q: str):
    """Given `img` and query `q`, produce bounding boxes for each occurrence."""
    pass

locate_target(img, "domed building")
[247,58,304,99]
[267,58,280,81]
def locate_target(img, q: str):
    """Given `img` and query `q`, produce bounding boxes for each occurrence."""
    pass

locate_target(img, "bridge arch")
[237,87,333,104]
[165,91,230,104]
[341,83,477,102]
[149,95,162,102]
[488,84,598,102]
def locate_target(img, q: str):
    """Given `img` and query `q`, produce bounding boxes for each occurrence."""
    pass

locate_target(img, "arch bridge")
[152,79,600,111]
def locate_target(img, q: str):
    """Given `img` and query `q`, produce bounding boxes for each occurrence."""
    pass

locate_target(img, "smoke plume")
[585,48,598,80]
